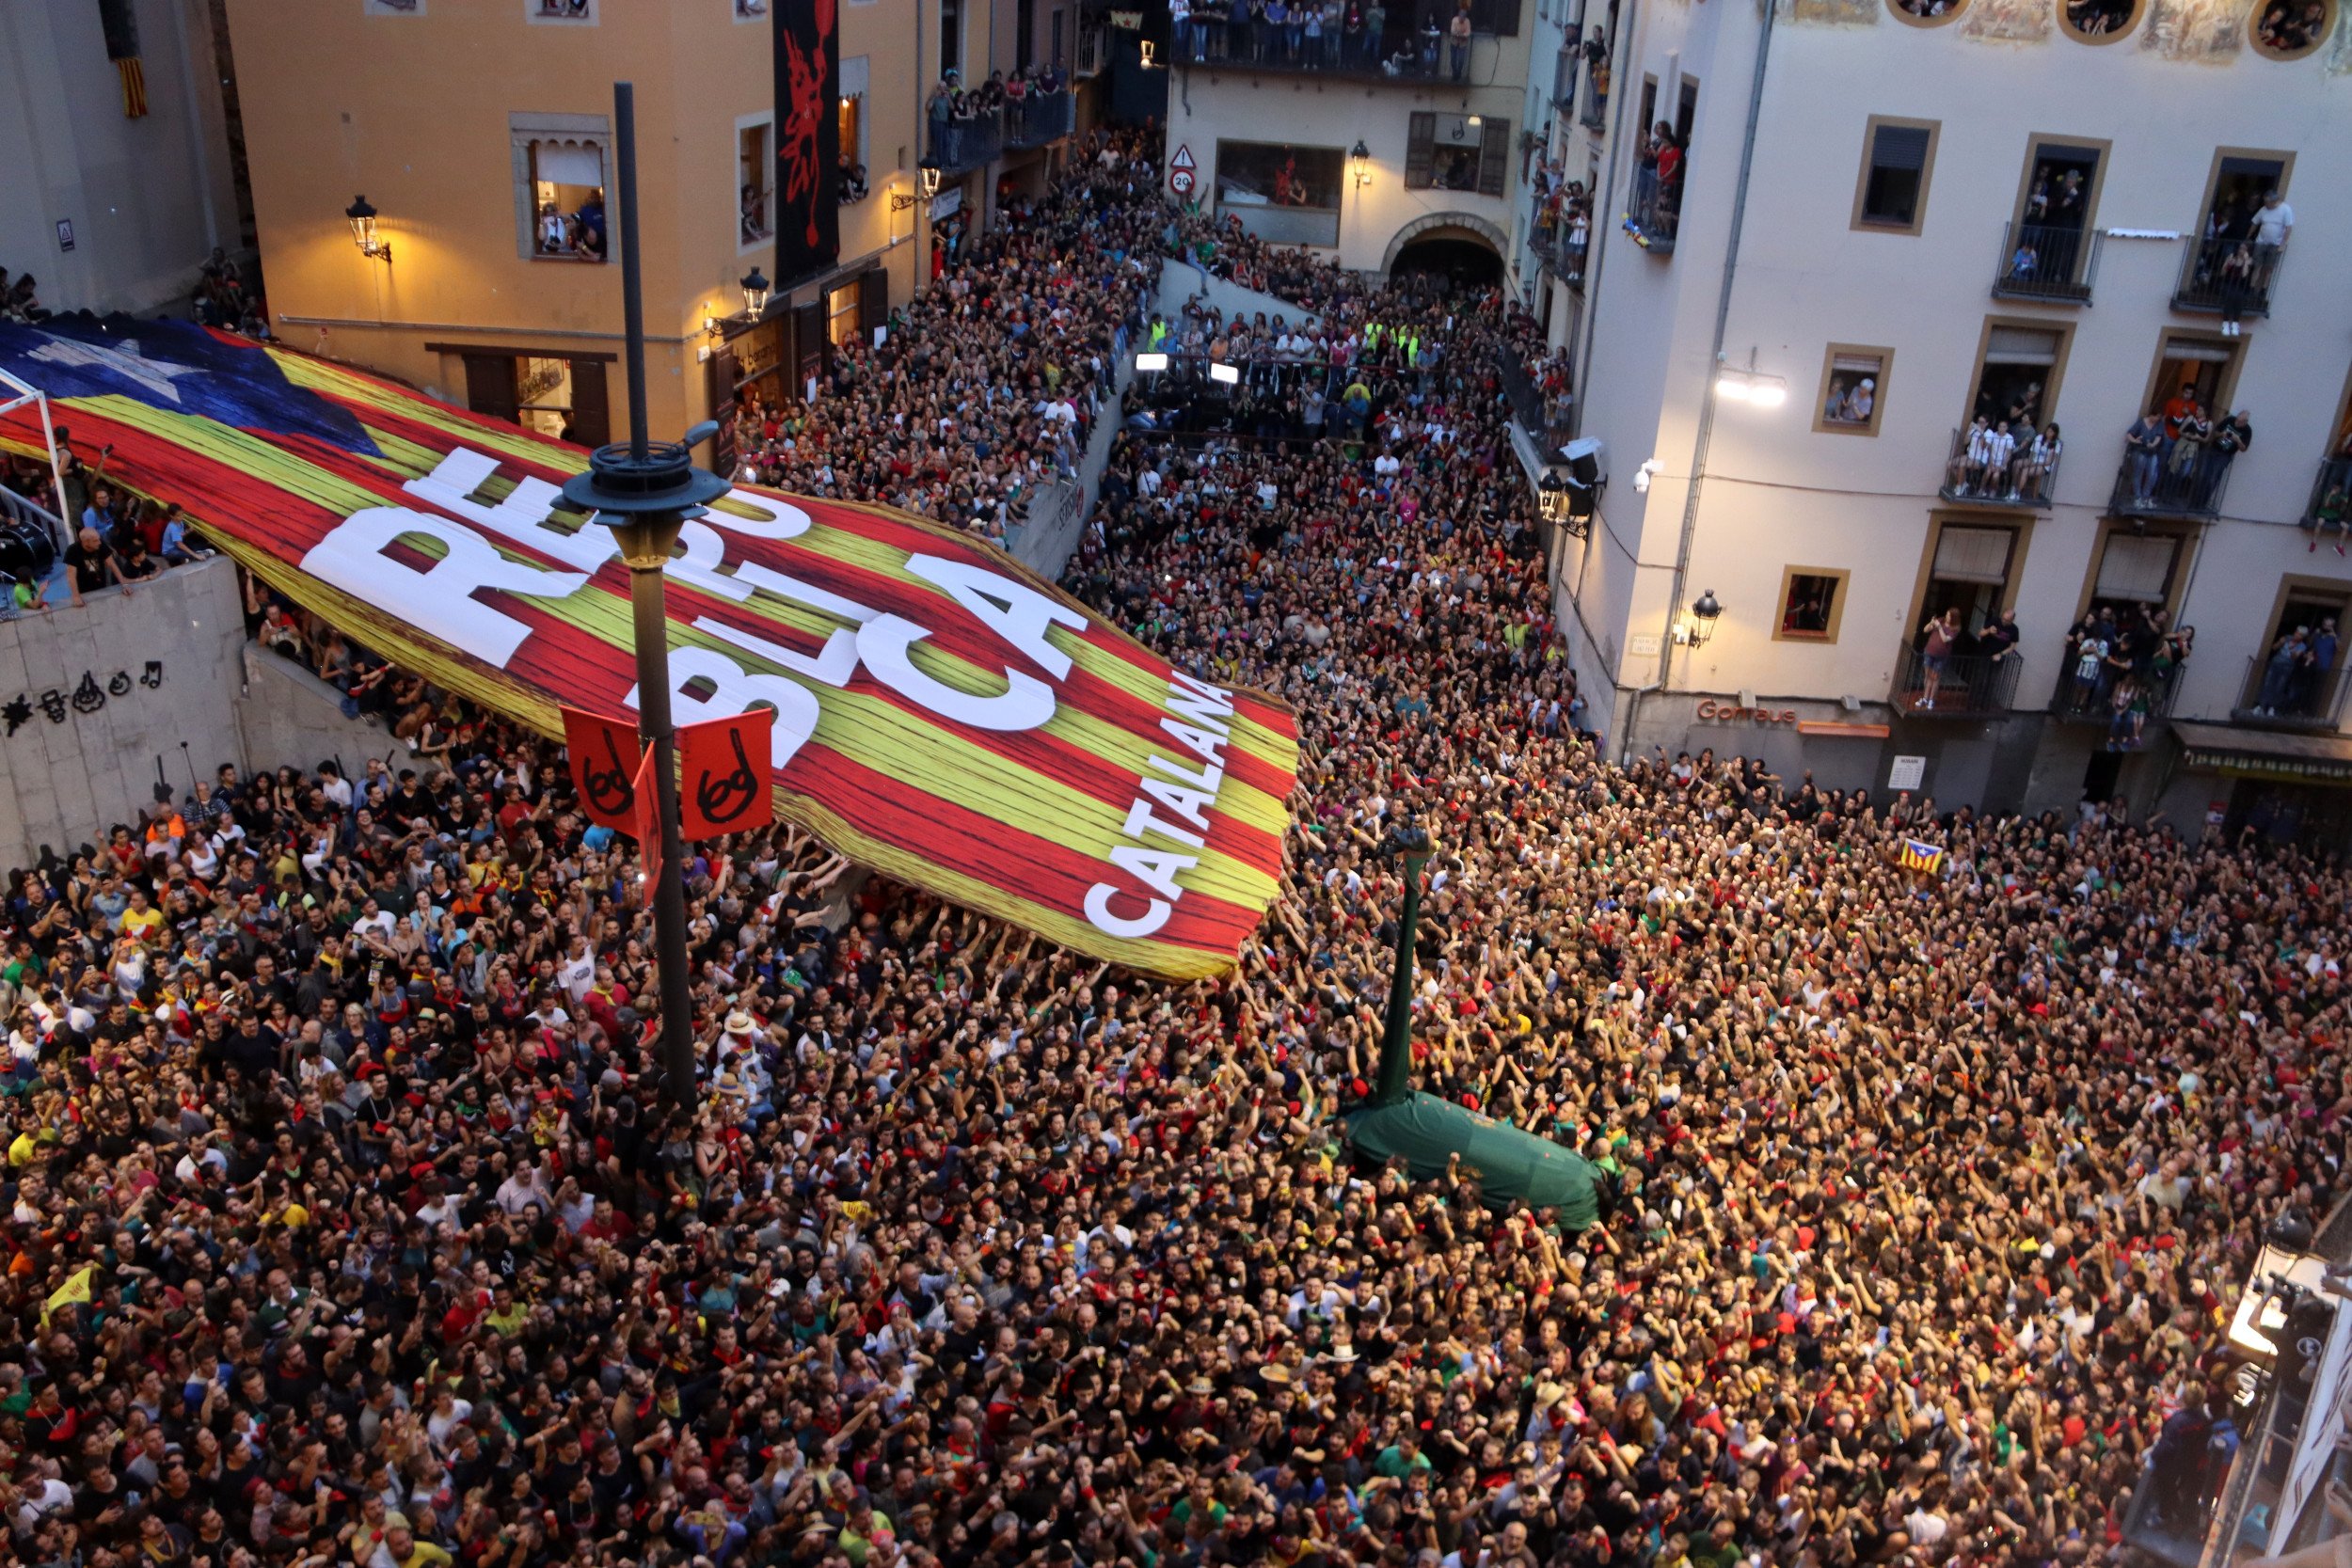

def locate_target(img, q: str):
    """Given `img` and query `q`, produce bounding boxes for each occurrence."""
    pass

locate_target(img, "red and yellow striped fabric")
[0,325,1297,978]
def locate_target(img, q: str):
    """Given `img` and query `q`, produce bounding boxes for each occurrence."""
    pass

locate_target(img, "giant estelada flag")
[0,317,1296,979]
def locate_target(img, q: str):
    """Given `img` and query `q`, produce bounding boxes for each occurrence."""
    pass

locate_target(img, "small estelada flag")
[561,706,643,833]
[1899,838,1947,876]
[678,708,777,841]
[634,748,664,908]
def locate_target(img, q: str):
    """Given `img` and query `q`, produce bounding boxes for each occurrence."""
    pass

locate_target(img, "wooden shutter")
[707,346,740,475]
[793,300,826,390]
[1405,112,1437,190]
[566,360,612,448]
[1478,117,1511,197]
[860,265,890,338]
[462,354,519,426]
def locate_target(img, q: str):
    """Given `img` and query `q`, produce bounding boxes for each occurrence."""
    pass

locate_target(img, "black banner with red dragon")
[773,0,842,289]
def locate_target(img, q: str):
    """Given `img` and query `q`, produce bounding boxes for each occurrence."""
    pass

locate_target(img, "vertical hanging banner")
[97,0,149,118]
[0,317,1298,979]
[562,705,644,832]
[679,707,778,840]
[773,0,841,287]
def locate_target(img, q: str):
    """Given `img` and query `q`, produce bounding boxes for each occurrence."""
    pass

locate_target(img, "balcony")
[1173,23,1446,81]
[2233,649,2349,731]
[1004,89,1074,150]
[1990,221,2100,306]
[2304,458,2350,531]
[927,109,1003,176]
[2049,655,2183,741]
[2109,436,2230,522]
[1892,645,2021,719]
[2172,235,2284,321]
[1624,166,1677,255]
[1527,196,1586,287]
[1579,80,1607,132]
[1936,426,2059,510]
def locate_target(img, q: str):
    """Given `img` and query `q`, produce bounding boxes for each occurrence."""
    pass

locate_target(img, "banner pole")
[1374,827,1432,1106]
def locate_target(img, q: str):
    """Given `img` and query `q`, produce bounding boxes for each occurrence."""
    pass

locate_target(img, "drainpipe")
[1567,0,1635,433]
[1630,0,1778,753]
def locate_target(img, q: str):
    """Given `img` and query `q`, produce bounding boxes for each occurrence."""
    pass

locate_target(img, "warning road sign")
[1170,144,1197,170]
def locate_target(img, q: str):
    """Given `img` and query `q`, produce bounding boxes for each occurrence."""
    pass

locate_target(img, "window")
[448,349,611,446]
[1965,321,2068,431]
[1851,118,1938,233]
[838,55,870,202]
[1553,44,1577,105]
[2088,531,2182,613]
[1017,0,1035,69]
[1405,114,1511,195]
[1775,568,1850,642]
[1815,345,1891,436]
[1219,140,1347,246]
[1918,521,2022,641]
[1469,0,1524,32]
[1050,6,1066,68]
[2137,330,2241,424]
[1887,0,1965,24]
[2252,0,2335,56]
[525,0,596,21]
[512,114,611,262]
[827,279,863,351]
[2175,150,2292,312]
[739,116,773,245]
[939,0,961,74]
[363,0,422,14]
[2060,0,2144,37]
[2002,135,2106,296]
[734,0,767,17]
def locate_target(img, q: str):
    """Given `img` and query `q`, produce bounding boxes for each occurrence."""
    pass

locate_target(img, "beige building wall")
[228,0,974,442]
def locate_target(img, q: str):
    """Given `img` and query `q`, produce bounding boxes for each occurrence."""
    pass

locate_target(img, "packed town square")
[0,120,2337,1568]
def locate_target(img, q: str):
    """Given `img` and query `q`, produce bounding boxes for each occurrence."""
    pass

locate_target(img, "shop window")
[452,350,611,446]
[739,117,774,245]
[1815,345,1891,436]
[1851,118,1937,233]
[1774,567,1850,642]
[1404,114,1510,197]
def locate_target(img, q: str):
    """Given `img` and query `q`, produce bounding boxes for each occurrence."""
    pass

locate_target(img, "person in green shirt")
[838,1496,895,1567]
[1374,1436,1432,1479]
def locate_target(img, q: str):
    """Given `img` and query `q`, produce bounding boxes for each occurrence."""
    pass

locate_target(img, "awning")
[2173,721,2352,785]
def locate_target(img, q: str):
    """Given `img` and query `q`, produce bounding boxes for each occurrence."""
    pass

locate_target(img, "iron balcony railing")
[2172,234,2285,320]
[2110,436,2231,521]
[1174,18,1440,78]
[1579,78,1607,131]
[1991,220,2100,305]
[1004,89,1074,150]
[2234,650,2350,729]
[1527,197,1587,285]
[2305,457,2351,533]
[1937,425,2061,509]
[2049,651,2185,739]
[1625,166,1677,254]
[1893,645,2022,718]
[927,109,1004,175]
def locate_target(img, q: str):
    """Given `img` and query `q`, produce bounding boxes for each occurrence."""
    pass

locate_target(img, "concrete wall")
[1157,256,1325,325]
[0,0,243,314]
[0,560,246,870]
[236,645,419,787]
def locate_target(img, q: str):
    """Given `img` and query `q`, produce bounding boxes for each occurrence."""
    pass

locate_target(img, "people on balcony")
[2251,620,2339,718]
[2122,409,2168,506]
[2015,421,2062,502]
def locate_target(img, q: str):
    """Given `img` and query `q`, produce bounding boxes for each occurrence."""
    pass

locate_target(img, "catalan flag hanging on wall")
[0,317,1300,979]
[98,0,148,117]
[1899,838,1947,876]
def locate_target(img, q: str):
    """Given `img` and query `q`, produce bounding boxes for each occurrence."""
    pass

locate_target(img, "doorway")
[2081,749,2123,804]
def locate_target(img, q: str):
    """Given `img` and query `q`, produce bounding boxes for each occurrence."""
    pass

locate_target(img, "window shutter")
[1983,326,2060,365]
[2094,534,2178,602]
[860,265,890,337]
[1405,112,1437,190]
[1478,117,1512,197]
[532,142,606,188]
[566,360,611,447]
[1869,124,1930,174]
[463,355,519,426]
[707,348,740,476]
[1931,525,2013,585]
[793,300,826,388]
[1831,352,1883,377]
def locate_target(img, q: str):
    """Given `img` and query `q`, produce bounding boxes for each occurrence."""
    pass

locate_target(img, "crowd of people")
[723,132,1162,545]
[3,119,2346,1568]
[1168,0,1479,79]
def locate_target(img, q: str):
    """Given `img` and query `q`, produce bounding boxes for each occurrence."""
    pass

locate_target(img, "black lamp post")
[739,266,771,317]
[1373,818,1434,1106]
[345,195,391,262]
[1688,589,1724,648]
[558,82,730,1105]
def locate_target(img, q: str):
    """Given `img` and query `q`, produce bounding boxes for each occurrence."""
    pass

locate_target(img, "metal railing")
[1527,196,1587,285]
[1625,166,1678,254]
[1991,220,2099,305]
[1579,78,1607,131]
[1004,89,1074,150]
[2234,651,2349,729]
[2172,235,2285,319]
[1074,22,1106,77]
[1937,426,2060,508]
[1893,645,2022,718]
[2049,652,2185,737]
[2110,438,2231,520]
[0,482,66,553]
[1173,19,1438,77]
[928,109,1004,175]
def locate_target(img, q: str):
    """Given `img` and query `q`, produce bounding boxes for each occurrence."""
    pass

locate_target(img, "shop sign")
[1696,698,1797,724]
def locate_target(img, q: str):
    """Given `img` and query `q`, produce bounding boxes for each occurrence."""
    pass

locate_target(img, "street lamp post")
[1373,819,1433,1105]
[559,82,730,1105]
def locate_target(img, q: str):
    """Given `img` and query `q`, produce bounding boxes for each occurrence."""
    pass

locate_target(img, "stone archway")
[1380,212,1509,274]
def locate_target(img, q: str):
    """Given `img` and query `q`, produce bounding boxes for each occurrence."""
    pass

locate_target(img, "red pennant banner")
[634,748,663,908]
[678,708,778,842]
[561,705,644,833]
